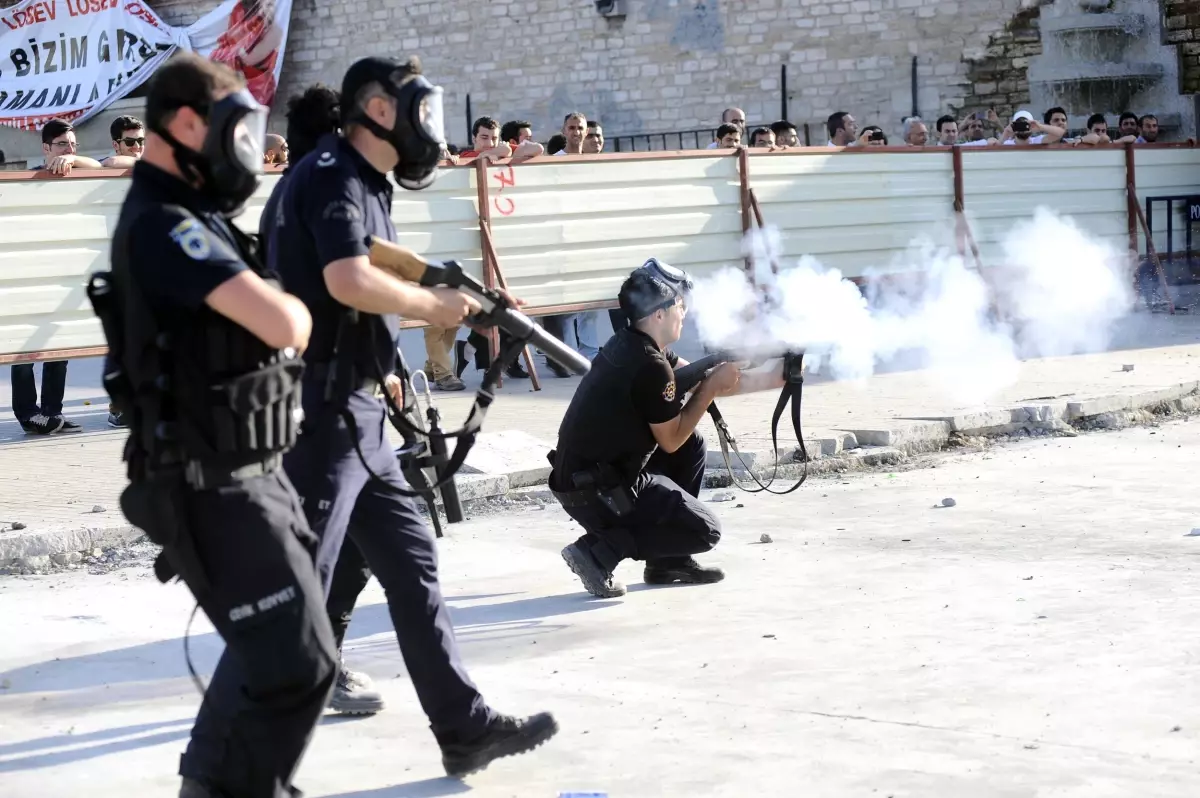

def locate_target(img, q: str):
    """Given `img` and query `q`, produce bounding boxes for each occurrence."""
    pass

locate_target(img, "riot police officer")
[267,55,558,777]
[550,259,784,598]
[93,53,337,798]
[258,82,386,715]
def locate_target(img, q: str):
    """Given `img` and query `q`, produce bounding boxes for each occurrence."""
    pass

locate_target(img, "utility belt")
[306,360,382,395]
[547,451,636,517]
[144,452,283,491]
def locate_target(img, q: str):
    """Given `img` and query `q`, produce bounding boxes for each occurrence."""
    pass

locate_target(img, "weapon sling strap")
[710,352,808,495]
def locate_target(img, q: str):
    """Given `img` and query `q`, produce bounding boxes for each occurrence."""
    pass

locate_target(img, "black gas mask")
[345,65,446,191]
[624,258,694,321]
[152,89,266,217]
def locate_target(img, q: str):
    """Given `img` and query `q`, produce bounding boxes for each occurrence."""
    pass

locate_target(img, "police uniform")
[102,157,338,795]
[550,318,723,597]
[260,156,377,677]
[268,129,500,743]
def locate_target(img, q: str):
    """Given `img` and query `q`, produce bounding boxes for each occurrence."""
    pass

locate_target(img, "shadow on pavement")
[0,592,613,695]
[345,591,620,643]
[0,718,193,773]
[319,777,471,798]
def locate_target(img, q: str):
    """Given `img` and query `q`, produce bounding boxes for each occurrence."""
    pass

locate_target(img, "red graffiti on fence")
[492,165,516,216]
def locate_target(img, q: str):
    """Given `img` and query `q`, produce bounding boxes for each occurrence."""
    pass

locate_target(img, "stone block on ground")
[1067,395,1133,419]
[436,474,510,505]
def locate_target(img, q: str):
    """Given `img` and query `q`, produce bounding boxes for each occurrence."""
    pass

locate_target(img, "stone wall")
[273,0,1040,146]
[1165,0,1200,95]
[954,2,1049,116]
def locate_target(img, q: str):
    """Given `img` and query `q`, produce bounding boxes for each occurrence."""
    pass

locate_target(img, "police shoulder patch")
[316,151,336,168]
[662,380,677,402]
[168,218,212,261]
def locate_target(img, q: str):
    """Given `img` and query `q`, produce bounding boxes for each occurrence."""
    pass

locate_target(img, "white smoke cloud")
[689,207,1136,405]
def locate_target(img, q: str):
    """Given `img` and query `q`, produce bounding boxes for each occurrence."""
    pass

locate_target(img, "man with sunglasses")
[549,259,784,598]
[100,115,146,169]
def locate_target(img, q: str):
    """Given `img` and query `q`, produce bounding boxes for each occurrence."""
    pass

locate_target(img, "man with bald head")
[265,133,288,164]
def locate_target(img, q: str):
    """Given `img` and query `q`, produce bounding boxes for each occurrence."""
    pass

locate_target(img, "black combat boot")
[643,556,725,585]
[561,542,626,598]
[440,712,559,777]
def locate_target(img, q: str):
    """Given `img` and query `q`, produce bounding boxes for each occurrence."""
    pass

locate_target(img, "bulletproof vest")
[93,202,305,477]
[555,328,662,485]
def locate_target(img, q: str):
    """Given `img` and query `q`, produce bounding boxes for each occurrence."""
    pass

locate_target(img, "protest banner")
[0,0,292,132]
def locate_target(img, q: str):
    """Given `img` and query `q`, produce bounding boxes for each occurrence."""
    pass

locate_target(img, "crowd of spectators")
[7,96,1178,417]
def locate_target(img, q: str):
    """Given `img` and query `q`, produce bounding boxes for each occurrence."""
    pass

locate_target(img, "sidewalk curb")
[4,381,1199,567]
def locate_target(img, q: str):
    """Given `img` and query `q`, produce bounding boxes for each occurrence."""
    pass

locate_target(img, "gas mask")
[626,258,694,320]
[153,89,266,217]
[348,70,446,191]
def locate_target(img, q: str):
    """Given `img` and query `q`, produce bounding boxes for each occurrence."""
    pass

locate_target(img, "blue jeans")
[561,311,602,360]
[10,361,67,421]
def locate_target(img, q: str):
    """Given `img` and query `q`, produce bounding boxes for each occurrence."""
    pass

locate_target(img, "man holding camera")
[267,54,557,777]
[549,259,785,598]
[1002,110,1066,146]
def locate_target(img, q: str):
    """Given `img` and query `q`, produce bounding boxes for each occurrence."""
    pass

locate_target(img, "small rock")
[759,533,773,544]
[50,552,81,566]
[91,505,106,513]
[92,548,103,558]
[12,521,26,530]
[1185,529,1200,537]
[1122,364,1135,372]
[1171,725,1182,732]
[762,634,776,639]
[1023,743,1039,750]
[1022,576,1033,581]
[941,497,956,508]
[710,492,735,503]
[18,555,49,570]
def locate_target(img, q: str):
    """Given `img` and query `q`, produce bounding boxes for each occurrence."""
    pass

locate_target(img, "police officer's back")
[551,263,743,598]
[96,52,337,798]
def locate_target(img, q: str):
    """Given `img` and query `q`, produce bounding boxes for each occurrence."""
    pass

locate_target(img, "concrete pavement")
[3,310,1200,562]
[2,423,1200,796]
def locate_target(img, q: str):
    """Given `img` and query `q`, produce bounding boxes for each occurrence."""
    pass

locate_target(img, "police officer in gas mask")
[549,259,785,598]
[91,52,337,798]
[267,55,558,777]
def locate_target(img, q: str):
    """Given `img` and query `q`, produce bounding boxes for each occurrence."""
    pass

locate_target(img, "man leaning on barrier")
[549,259,787,598]
[91,52,338,797]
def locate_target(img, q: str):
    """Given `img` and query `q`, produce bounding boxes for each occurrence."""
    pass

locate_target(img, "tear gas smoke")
[688,208,1136,404]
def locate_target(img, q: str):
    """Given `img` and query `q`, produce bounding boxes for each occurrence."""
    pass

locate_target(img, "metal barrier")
[610,127,718,152]
[1144,194,1200,283]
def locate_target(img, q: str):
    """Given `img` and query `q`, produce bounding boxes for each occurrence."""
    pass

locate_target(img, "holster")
[546,450,635,518]
[120,478,211,598]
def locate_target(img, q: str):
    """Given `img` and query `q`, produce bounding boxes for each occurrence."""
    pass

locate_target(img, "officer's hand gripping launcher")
[673,348,810,496]
[365,236,591,377]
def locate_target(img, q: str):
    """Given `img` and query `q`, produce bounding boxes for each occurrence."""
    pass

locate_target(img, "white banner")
[0,0,292,132]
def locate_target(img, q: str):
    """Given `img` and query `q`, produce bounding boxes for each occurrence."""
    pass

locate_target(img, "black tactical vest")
[554,328,665,486]
[95,201,305,479]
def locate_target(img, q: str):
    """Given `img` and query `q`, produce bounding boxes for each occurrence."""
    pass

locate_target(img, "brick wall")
[271,0,1041,146]
[953,1,1050,117]
[1165,0,1200,94]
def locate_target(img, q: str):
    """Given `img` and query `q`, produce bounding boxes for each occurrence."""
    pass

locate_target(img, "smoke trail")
[688,207,1136,405]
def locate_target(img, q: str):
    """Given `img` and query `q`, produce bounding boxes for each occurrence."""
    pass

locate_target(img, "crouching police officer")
[90,53,337,797]
[549,260,785,598]
[267,55,558,777]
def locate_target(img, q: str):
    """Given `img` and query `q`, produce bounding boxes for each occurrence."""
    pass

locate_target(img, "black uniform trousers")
[566,430,722,572]
[284,386,493,743]
[120,470,338,798]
